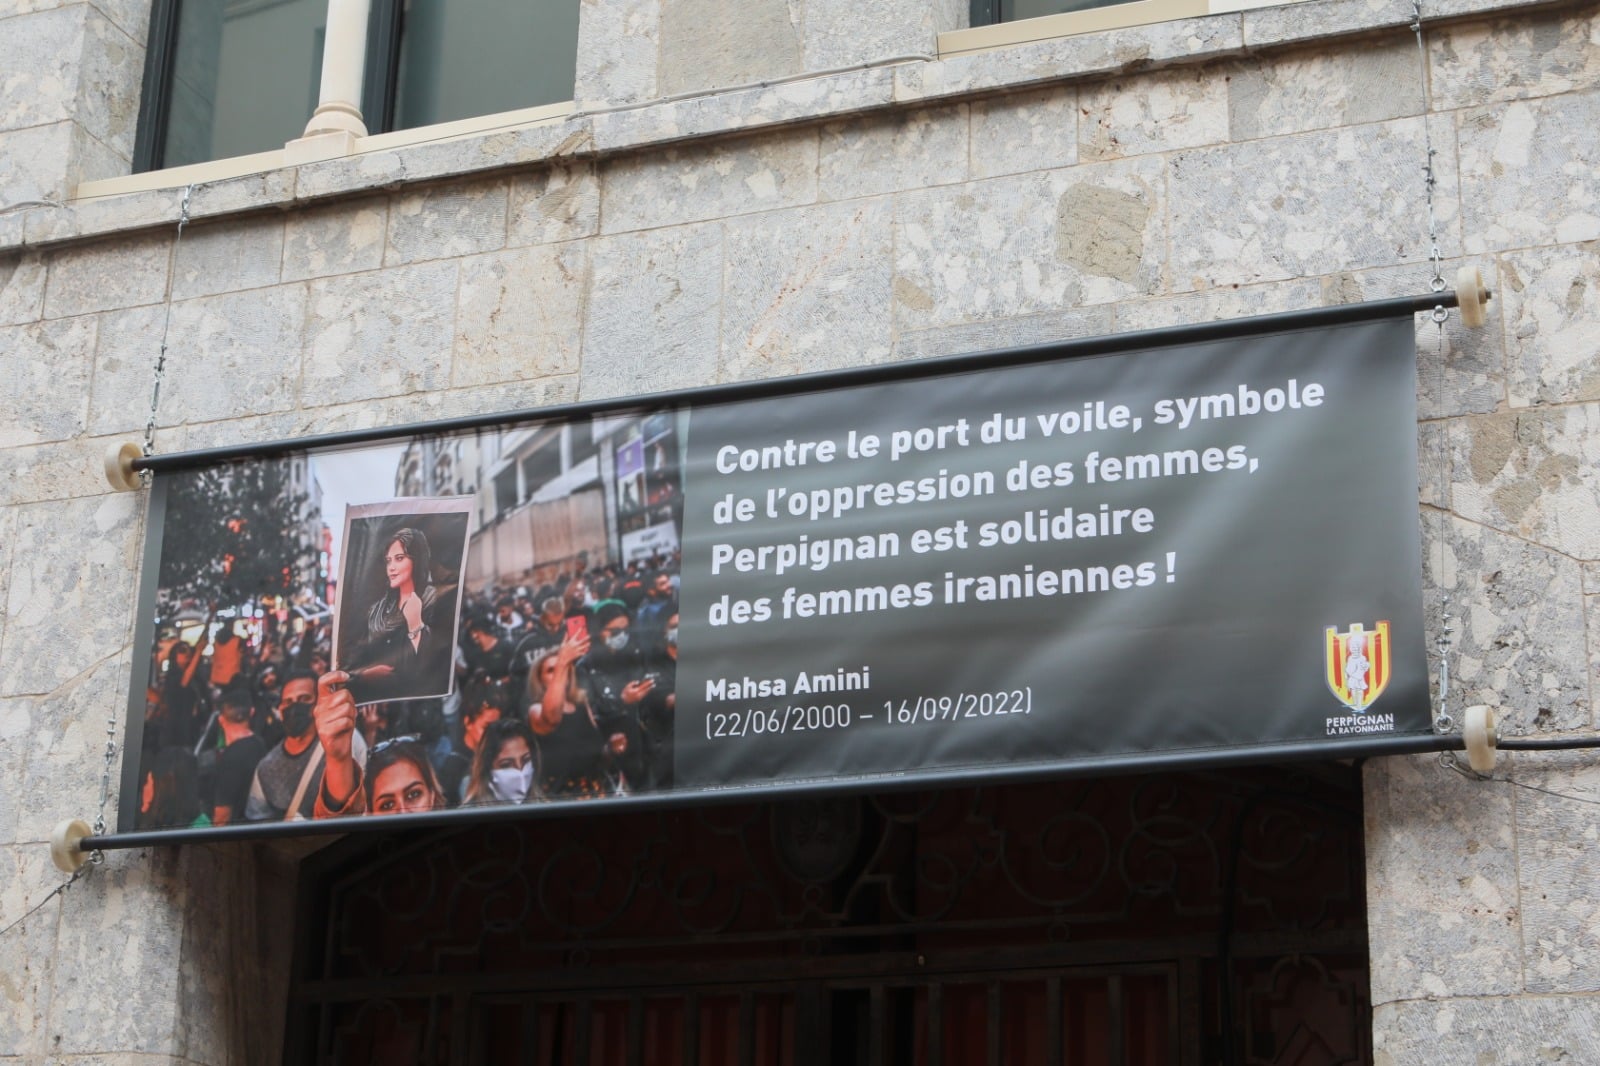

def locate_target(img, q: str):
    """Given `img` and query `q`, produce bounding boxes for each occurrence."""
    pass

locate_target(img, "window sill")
[77,100,576,201]
[939,0,1298,58]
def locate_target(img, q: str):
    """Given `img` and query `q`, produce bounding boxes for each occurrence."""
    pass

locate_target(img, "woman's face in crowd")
[370,759,438,815]
[598,616,629,651]
[385,539,414,590]
[538,656,560,688]
[493,737,532,772]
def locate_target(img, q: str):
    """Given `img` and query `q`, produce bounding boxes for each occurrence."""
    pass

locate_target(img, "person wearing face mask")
[575,603,652,791]
[243,669,368,821]
[463,718,541,805]
[633,570,678,641]
[433,682,508,805]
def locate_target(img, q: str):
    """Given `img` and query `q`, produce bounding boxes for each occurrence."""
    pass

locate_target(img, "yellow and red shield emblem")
[1325,621,1391,712]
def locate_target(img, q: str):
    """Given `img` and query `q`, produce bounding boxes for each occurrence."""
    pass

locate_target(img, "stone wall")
[2,0,1598,1062]
[0,0,147,203]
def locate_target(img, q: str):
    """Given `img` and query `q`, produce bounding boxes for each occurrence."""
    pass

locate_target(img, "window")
[971,0,1151,24]
[949,0,1271,58]
[376,0,579,134]
[134,0,579,172]
[138,0,327,169]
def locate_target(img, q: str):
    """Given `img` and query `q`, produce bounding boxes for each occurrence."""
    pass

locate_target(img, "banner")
[121,315,1432,835]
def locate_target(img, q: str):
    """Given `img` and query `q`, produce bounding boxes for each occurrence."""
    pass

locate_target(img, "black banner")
[678,317,1427,788]
[120,313,1431,837]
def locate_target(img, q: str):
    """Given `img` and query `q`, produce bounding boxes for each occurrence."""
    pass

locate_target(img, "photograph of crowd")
[133,409,686,831]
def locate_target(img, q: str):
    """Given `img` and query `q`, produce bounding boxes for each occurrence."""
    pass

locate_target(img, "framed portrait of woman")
[332,497,474,706]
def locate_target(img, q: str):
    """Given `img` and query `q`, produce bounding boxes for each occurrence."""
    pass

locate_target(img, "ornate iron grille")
[288,764,1372,1065]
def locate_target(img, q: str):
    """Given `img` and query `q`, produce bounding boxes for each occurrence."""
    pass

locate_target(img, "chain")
[1412,0,1457,740]
[1422,152,1446,299]
[6,188,196,913]
[141,183,197,468]
[1411,2,1448,299]
[1432,320,1455,737]
[88,709,118,862]
[83,183,201,858]
[1430,249,1454,737]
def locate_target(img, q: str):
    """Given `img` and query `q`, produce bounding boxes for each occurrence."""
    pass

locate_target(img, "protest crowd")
[139,553,681,829]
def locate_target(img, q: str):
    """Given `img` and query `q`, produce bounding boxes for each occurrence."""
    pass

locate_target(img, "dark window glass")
[520,445,561,497]
[1005,0,1134,16]
[137,0,579,172]
[160,0,326,168]
[972,0,1140,25]
[569,422,599,469]
[493,467,518,516]
[392,0,579,131]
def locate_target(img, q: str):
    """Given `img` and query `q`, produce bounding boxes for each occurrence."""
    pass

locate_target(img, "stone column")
[300,0,371,139]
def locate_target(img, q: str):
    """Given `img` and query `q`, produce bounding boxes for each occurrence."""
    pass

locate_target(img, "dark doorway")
[286,764,1371,1065]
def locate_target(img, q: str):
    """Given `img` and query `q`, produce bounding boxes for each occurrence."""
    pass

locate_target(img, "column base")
[283,129,361,165]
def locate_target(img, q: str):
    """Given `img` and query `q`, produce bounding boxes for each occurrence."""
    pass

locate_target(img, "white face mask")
[490,764,535,803]
[605,631,629,652]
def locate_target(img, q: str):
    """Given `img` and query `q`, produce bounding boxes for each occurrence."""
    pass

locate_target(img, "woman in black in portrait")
[346,527,453,704]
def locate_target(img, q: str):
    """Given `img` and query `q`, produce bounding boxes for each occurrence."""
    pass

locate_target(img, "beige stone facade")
[1,0,1598,1061]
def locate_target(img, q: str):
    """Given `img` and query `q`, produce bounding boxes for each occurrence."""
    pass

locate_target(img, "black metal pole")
[78,731,1463,852]
[129,292,1467,476]
[1497,736,1600,751]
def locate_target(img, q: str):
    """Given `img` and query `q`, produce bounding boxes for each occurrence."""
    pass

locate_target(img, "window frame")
[132,0,564,174]
[967,0,1206,30]
[135,0,349,173]
[360,0,406,142]
[131,0,183,173]
[949,0,1285,58]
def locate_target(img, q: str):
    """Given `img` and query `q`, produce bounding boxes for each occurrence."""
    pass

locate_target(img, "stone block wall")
[1,0,1598,1062]
[576,0,966,105]
[0,0,148,203]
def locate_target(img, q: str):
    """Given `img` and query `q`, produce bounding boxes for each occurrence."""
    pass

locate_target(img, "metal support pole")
[126,291,1480,478]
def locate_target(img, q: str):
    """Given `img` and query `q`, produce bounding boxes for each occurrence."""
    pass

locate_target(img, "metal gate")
[287,766,1372,1065]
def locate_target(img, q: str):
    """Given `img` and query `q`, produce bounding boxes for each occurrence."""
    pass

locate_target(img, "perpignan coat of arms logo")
[1324,621,1391,712]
